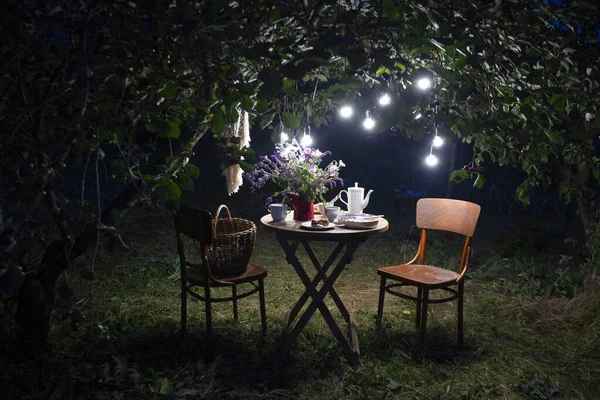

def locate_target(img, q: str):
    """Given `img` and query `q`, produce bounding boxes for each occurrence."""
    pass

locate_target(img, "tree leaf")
[455,56,468,70]
[520,104,534,121]
[284,87,304,99]
[282,112,299,129]
[156,181,182,201]
[450,169,470,183]
[473,174,486,189]
[382,0,404,21]
[211,109,226,134]
[456,85,474,101]
[177,172,194,191]
[255,99,269,113]
[185,163,200,178]
[549,94,565,105]
[151,117,181,139]
[241,96,253,112]
[431,65,455,83]
[167,181,182,200]
[159,81,177,100]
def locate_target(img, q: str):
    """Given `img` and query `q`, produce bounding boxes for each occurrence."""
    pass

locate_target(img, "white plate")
[300,221,339,230]
[339,221,378,229]
[337,213,382,229]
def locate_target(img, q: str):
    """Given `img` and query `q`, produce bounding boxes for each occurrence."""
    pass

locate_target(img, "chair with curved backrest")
[376,198,481,346]
[173,205,267,341]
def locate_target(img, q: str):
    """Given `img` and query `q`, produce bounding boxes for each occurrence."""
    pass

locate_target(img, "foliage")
[245,139,344,203]
[0,0,291,340]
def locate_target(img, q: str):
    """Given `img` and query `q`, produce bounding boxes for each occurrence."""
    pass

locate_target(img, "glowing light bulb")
[301,133,312,147]
[363,117,375,130]
[425,154,438,166]
[414,113,422,120]
[432,136,444,147]
[339,106,353,118]
[378,93,391,106]
[416,78,432,91]
[280,131,289,142]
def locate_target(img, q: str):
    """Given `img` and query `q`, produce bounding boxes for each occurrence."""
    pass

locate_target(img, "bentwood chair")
[376,198,481,346]
[173,205,267,341]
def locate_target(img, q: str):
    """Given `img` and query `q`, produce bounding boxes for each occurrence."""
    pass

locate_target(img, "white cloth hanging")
[223,109,250,195]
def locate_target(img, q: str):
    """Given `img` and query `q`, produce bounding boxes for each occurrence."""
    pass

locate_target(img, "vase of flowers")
[286,193,314,222]
[245,139,345,221]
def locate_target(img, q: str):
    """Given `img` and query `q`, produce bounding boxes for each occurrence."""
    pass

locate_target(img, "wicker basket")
[203,205,256,277]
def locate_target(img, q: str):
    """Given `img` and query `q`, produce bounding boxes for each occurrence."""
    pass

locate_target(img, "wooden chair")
[376,198,481,346]
[173,205,267,341]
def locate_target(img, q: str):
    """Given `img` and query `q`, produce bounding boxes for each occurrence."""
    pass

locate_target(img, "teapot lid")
[349,182,363,191]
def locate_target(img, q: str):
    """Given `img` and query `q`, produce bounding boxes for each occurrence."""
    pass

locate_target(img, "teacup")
[269,203,290,222]
[325,206,341,222]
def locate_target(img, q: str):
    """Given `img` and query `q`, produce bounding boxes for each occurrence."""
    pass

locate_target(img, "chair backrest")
[173,204,213,245]
[416,198,481,237]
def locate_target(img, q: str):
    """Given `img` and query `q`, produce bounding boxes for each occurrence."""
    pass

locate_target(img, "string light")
[425,154,438,166]
[301,127,313,147]
[363,110,375,130]
[280,131,289,142]
[378,93,391,106]
[432,128,444,147]
[414,113,422,120]
[416,77,432,91]
[339,105,353,118]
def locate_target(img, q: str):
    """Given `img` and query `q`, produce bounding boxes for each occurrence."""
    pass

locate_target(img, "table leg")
[301,241,352,323]
[284,241,345,325]
[275,236,362,365]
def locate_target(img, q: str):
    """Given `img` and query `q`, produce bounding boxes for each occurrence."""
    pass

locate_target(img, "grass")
[2,211,600,399]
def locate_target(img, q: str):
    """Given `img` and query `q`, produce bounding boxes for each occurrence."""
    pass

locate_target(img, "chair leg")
[419,288,429,348]
[416,287,423,329]
[204,284,212,342]
[258,278,267,335]
[376,276,387,328]
[181,280,187,335]
[232,284,238,322]
[458,280,465,344]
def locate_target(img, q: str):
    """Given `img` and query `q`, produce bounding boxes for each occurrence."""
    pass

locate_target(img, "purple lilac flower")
[245,141,345,202]
[265,196,274,210]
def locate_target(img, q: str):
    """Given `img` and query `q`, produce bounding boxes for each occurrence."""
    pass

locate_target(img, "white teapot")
[339,182,373,214]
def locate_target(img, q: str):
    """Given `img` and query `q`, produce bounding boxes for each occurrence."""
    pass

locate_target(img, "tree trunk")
[14,129,208,346]
[576,194,597,261]
[561,164,597,259]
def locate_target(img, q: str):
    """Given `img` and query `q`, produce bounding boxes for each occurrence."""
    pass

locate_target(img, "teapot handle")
[339,190,349,207]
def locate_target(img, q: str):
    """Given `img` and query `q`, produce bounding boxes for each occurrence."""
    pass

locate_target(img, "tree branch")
[80,8,95,117]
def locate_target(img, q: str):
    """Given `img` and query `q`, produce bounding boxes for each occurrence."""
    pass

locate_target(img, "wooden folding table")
[260,214,389,365]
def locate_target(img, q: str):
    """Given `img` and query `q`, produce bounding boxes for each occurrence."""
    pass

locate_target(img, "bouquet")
[245,139,345,206]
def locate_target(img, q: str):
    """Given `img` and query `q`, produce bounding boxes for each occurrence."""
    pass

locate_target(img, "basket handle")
[213,204,233,236]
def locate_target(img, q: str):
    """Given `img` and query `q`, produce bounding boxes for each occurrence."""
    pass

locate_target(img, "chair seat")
[186,261,267,286]
[377,264,459,286]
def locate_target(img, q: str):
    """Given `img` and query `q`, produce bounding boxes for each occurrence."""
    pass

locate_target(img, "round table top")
[260,213,389,240]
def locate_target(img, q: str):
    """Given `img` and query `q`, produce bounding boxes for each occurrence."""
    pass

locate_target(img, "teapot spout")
[362,190,374,210]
